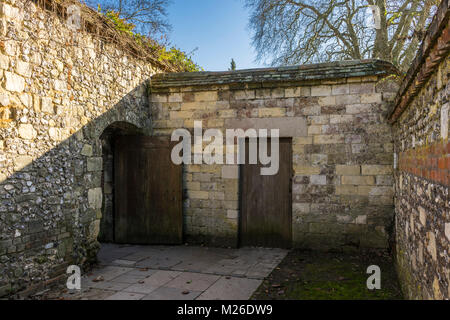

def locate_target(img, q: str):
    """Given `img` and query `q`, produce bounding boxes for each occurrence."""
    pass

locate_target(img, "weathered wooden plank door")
[240,138,292,248]
[114,135,182,244]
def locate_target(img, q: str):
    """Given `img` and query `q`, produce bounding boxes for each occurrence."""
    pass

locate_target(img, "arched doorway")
[98,122,142,243]
[98,122,183,245]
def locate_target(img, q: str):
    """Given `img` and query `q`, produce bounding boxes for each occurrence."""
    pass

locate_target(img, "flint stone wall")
[0,0,168,296]
[389,0,449,300]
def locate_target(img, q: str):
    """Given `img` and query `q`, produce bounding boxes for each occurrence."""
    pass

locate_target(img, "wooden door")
[240,138,292,248]
[114,135,182,244]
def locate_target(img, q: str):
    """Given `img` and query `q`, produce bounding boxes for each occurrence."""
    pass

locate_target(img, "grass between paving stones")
[251,249,403,300]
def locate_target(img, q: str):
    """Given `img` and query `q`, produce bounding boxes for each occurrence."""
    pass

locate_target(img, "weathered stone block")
[0,54,9,69]
[49,127,63,141]
[87,157,103,172]
[346,104,372,114]
[170,111,194,119]
[332,84,349,95]
[1,3,20,20]
[335,94,360,105]
[294,137,313,145]
[341,175,375,185]
[15,61,31,77]
[427,232,437,261]
[227,210,238,219]
[307,125,322,135]
[181,102,207,111]
[311,85,331,96]
[285,87,310,97]
[358,186,393,196]
[271,88,285,98]
[258,108,286,117]
[361,165,392,175]
[0,91,9,107]
[225,117,307,137]
[13,155,33,171]
[361,93,382,103]
[354,215,367,224]
[195,91,218,102]
[418,206,426,226]
[81,144,93,156]
[151,94,168,103]
[294,166,321,175]
[41,97,54,114]
[349,83,375,94]
[168,93,182,103]
[18,124,36,140]
[189,191,209,199]
[313,134,344,144]
[376,175,393,185]
[88,188,102,209]
[209,192,225,200]
[302,106,321,116]
[336,185,357,195]
[222,165,239,179]
[330,115,353,124]
[5,72,25,92]
[310,175,327,185]
[318,96,335,106]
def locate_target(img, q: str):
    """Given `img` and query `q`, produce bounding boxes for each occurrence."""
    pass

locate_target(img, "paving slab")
[105,291,146,300]
[165,272,220,291]
[86,266,134,281]
[142,287,202,300]
[87,280,132,291]
[61,288,117,300]
[197,277,262,300]
[123,270,182,294]
[52,244,288,300]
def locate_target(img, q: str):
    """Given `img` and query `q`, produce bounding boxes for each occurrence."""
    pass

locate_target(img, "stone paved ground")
[43,244,288,300]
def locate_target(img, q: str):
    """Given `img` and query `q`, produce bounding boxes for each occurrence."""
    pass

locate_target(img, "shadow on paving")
[28,244,288,300]
[251,250,403,300]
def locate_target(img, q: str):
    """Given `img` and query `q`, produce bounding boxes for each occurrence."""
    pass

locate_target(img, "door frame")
[238,137,293,248]
[114,135,183,245]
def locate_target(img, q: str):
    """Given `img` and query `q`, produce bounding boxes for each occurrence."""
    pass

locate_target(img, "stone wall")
[0,0,169,296]
[389,0,449,300]
[150,60,399,251]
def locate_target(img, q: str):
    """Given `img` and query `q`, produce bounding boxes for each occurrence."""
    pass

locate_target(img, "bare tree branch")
[86,0,172,37]
[245,0,437,71]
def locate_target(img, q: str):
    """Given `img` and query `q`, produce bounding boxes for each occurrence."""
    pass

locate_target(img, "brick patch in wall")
[399,141,450,186]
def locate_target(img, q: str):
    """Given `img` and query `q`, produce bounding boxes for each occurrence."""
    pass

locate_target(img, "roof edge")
[150,59,399,89]
[388,0,450,123]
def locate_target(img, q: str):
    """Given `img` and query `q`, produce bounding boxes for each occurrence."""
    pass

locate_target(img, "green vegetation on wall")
[101,8,202,72]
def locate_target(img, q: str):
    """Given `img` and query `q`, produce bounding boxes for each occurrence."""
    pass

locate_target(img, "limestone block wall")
[150,61,399,251]
[0,0,167,296]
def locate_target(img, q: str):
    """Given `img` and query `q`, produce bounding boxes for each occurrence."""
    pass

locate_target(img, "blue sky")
[167,0,263,71]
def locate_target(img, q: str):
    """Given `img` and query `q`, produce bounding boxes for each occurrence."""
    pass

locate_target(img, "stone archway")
[98,121,142,243]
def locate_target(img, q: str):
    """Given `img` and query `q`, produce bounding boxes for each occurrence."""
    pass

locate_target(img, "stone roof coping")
[150,59,398,89]
[388,0,450,123]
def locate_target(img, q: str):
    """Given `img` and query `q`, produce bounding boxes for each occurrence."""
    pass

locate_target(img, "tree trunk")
[372,0,390,61]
